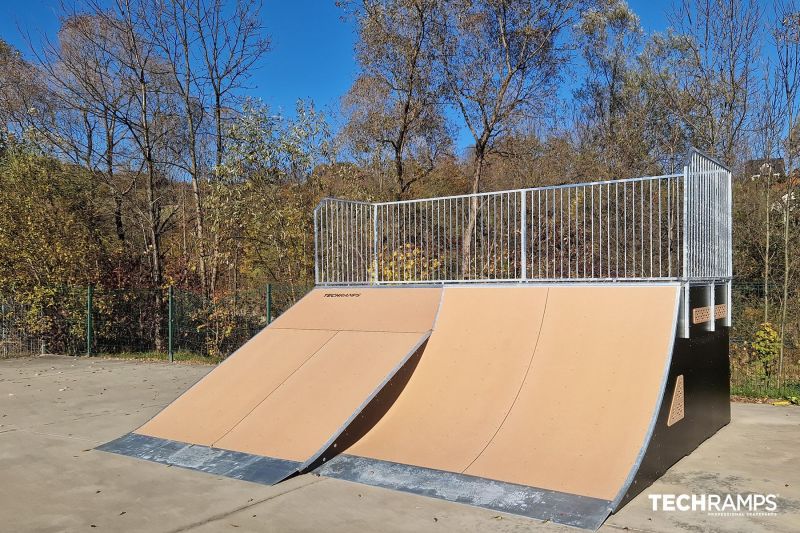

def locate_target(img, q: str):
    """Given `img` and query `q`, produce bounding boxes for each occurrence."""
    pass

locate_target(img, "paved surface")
[0,355,798,532]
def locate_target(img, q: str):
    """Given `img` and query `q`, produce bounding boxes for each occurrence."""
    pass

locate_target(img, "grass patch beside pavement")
[94,350,224,365]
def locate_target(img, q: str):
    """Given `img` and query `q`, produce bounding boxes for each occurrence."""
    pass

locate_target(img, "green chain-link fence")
[2,282,799,400]
[1,283,313,362]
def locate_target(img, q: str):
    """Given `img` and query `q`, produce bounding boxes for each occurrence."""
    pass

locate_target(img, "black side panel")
[616,286,730,509]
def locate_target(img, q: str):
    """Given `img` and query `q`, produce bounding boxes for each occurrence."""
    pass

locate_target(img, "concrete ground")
[0,356,797,533]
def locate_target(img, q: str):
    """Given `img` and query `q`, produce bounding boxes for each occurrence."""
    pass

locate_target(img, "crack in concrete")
[165,476,327,533]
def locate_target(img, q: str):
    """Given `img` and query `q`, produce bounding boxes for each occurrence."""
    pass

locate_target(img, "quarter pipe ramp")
[317,284,730,529]
[99,283,730,529]
[99,287,442,484]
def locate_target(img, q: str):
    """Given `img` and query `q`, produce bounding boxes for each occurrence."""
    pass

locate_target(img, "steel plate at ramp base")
[97,433,301,485]
[317,455,611,530]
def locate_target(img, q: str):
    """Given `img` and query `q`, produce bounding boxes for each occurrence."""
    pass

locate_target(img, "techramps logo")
[648,493,779,517]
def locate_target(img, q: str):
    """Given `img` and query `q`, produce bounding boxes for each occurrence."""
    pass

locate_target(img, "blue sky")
[0,0,674,147]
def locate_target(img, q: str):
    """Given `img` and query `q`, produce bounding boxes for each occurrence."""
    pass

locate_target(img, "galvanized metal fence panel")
[684,150,733,281]
[313,149,731,286]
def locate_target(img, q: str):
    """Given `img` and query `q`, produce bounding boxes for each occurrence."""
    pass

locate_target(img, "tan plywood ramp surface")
[214,331,428,460]
[135,287,441,462]
[269,287,442,332]
[347,286,549,473]
[136,328,336,445]
[464,285,678,500]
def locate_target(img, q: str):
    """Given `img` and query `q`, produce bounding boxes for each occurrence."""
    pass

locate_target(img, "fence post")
[266,284,273,324]
[86,285,93,357]
[168,286,174,363]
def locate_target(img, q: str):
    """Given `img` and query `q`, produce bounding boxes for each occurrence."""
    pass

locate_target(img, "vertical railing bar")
[560,188,564,278]
[649,179,653,277]
[641,178,645,277]
[624,181,628,277]
[615,182,619,278]
[682,163,689,281]
[598,185,611,277]
[372,204,378,284]
[658,178,662,277]
[545,189,549,277]
[567,187,571,278]
[632,181,636,277]
[668,176,672,277]
[591,185,595,278]
[521,191,527,279]
[537,190,541,279]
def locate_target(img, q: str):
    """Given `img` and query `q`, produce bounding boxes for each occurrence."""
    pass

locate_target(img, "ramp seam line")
[270,327,431,334]
[210,330,340,448]
[460,288,550,474]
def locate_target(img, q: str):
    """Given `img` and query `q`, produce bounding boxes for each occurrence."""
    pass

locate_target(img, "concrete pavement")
[1,355,797,532]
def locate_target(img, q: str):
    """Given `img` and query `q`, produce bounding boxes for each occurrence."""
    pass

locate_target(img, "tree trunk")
[461,148,485,277]
[764,171,771,323]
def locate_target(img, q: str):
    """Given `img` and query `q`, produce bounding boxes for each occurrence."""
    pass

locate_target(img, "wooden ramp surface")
[106,287,441,481]
[320,284,679,529]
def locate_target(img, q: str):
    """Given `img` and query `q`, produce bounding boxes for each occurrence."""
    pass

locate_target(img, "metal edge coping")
[298,329,433,471]
[316,454,611,530]
[609,283,683,511]
[315,280,690,289]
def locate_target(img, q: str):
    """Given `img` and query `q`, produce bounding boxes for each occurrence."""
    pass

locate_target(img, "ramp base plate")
[317,455,611,530]
[97,433,301,485]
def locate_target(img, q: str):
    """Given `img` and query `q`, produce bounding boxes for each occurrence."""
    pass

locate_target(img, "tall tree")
[341,0,450,199]
[646,0,761,167]
[146,0,212,296]
[574,0,661,178]
[191,0,270,295]
[772,0,800,388]
[434,0,577,273]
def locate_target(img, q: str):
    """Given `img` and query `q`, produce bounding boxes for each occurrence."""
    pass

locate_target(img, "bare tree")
[772,0,800,388]
[190,0,269,295]
[752,67,783,323]
[647,0,761,167]
[434,0,576,273]
[341,0,450,199]
[146,0,212,296]
[574,0,663,178]
[35,15,136,244]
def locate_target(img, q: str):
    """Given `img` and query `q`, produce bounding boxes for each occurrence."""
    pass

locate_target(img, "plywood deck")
[135,287,442,466]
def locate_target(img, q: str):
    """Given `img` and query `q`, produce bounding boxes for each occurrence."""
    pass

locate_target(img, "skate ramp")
[99,287,442,484]
[318,284,680,529]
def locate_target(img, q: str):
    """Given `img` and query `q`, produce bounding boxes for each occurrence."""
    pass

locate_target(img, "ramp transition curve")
[98,287,442,484]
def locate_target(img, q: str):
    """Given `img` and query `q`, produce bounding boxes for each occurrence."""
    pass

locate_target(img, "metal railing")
[313,148,732,286]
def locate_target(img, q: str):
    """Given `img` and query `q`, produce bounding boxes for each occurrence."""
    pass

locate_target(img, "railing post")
[313,206,320,285]
[86,285,93,357]
[372,204,378,285]
[682,164,689,281]
[266,283,273,324]
[520,190,527,280]
[168,286,174,363]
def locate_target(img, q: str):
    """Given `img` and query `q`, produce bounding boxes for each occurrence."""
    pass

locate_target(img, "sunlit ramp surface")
[317,285,682,530]
[98,287,442,485]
